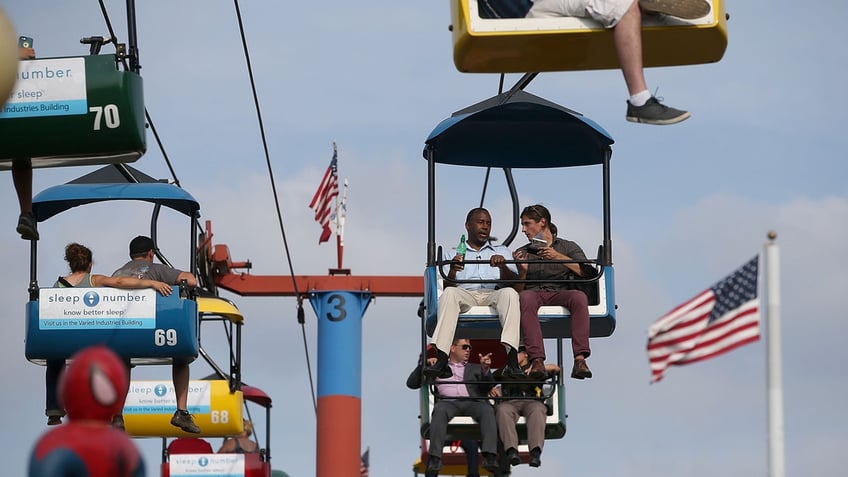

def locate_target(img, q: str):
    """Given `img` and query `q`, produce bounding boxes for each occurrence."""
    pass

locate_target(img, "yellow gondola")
[451,0,728,73]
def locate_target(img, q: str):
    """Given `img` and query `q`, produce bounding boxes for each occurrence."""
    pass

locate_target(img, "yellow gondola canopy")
[198,296,244,325]
[452,0,728,73]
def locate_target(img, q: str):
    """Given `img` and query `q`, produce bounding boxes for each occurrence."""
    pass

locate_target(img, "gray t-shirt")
[112,259,182,285]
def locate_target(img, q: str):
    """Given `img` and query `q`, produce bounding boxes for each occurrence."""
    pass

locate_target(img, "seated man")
[408,339,500,476]
[480,0,711,125]
[112,235,200,433]
[424,208,524,380]
[491,347,561,469]
[408,345,483,477]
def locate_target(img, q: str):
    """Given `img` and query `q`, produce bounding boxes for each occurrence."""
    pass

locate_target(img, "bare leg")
[173,362,189,410]
[11,158,32,214]
[614,1,648,95]
[170,361,200,432]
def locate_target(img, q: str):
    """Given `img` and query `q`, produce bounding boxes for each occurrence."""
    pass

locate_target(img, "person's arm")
[90,274,173,296]
[475,362,495,394]
[536,240,586,276]
[406,363,424,390]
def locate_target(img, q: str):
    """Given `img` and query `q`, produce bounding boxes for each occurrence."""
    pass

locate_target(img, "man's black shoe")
[423,350,452,379]
[501,348,526,380]
[529,447,542,468]
[17,212,38,240]
[506,447,521,466]
[426,454,441,473]
[482,452,500,472]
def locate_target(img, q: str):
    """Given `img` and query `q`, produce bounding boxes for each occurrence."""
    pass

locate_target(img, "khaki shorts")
[526,0,635,28]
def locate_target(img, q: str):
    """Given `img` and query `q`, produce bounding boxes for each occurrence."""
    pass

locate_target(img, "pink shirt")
[436,361,470,398]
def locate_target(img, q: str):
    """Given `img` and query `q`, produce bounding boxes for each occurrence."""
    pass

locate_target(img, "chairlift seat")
[423,264,616,340]
[25,291,198,366]
[418,378,566,442]
[452,0,728,73]
[167,437,213,455]
[124,379,244,438]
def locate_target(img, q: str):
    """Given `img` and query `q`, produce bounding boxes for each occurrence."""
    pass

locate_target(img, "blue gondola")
[25,167,201,366]
[422,89,616,340]
[417,90,617,449]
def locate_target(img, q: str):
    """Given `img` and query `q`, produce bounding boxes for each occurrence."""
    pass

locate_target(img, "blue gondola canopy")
[424,90,614,169]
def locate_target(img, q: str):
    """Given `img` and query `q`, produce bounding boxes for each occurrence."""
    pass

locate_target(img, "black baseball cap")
[129,236,155,256]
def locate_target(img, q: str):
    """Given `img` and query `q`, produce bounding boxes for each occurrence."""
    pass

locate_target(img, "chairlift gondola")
[417,89,617,448]
[124,296,249,438]
[160,383,274,477]
[25,167,201,367]
[451,0,728,73]
[0,53,145,169]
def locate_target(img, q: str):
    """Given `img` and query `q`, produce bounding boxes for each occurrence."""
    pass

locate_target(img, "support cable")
[231,0,317,411]
[95,0,319,408]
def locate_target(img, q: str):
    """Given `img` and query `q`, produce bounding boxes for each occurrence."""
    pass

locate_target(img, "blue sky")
[2,1,847,476]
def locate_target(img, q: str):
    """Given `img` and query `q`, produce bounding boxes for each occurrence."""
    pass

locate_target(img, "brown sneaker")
[171,410,201,433]
[571,358,593,380]
[639,0,711,20]
[528,358,547,381]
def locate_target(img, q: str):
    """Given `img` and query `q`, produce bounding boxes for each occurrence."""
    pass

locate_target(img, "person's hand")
[450,253,465,272]
[489,385,502,398]
[512,249,529,273]
[536,246,562,261]
[153,281,173,296]
[426,357,438,366]
[489,254,506,268]
[18,47,35,60]
[479,352,492,370]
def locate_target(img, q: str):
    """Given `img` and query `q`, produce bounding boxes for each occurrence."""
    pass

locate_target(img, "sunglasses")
[454,344,472,351]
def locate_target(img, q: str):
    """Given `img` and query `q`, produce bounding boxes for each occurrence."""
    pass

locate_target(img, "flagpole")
[765,230,785,477]
[336,179,348,271]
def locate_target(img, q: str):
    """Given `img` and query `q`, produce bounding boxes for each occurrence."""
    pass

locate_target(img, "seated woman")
[218,419,260,454]
[45,242,173,426]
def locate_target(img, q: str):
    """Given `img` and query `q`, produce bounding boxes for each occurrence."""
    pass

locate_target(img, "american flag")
[360,448,369,477]
[647,256,760,383]
[309,148,339,244]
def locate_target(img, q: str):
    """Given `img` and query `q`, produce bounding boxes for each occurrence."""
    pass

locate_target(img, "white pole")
[765,231,785,477]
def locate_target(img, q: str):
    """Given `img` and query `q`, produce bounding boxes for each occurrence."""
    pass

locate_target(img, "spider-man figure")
[29,345,145,476]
